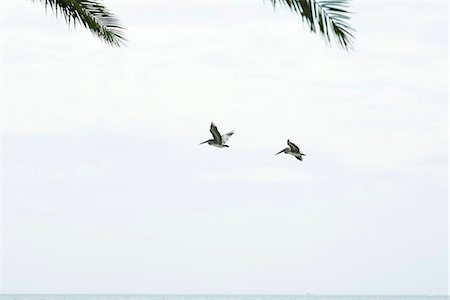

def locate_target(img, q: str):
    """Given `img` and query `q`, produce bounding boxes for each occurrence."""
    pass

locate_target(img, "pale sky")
[1,0,448,295]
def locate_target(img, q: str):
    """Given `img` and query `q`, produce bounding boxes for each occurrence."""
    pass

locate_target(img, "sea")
[0,295,448,300]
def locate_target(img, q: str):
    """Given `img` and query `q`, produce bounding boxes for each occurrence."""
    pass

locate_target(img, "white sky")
[1,0,448,295]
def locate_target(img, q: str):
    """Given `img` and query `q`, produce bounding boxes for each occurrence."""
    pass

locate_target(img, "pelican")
[200,122,234,148]
[275,139,306,161]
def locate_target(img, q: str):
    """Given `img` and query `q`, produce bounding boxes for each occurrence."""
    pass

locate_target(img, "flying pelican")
[200,122,234,148]
[275,139,306,161]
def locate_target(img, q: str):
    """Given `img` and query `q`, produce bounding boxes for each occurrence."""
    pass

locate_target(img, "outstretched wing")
[221,131,234,143]
[210,122,222,143]
[295,155,303,161]
[287,140,300,153]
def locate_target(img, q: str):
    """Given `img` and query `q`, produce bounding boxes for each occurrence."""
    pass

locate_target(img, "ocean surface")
[0,295,448,300]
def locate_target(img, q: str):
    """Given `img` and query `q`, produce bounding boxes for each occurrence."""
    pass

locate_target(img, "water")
[0,295,448,300]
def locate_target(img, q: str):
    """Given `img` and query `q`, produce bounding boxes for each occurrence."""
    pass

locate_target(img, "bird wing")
[221,131,234,143]
[295,155,303,161]
[210,122,222,143]
[287,140,300,153]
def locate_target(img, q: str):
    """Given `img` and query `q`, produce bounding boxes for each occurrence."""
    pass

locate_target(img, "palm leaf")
[35,0,126,47]
[269,0,355,50]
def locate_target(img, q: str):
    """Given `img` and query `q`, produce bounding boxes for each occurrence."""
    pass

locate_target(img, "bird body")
[206,141,230,148]
[275,139,306,161]
[200,122,234,148]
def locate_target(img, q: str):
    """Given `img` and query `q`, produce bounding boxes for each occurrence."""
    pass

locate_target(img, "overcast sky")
[1,0,448,295]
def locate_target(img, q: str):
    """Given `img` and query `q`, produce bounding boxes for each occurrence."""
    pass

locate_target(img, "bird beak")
[199,140,208,145]
[275,149,284,155]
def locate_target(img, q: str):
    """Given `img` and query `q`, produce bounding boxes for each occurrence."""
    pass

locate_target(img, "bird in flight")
[200,122,234,148]
[275,139,306,161]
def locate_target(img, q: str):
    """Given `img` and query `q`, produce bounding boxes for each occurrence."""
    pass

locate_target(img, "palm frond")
[269,0,355,50]
[35,0,126,47]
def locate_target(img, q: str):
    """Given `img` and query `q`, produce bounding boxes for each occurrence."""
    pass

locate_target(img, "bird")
[200,122,234,148]
[275,139,306,161]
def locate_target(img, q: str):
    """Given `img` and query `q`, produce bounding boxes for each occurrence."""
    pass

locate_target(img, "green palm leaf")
[269,0,355,50]
[36,0,126,46]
